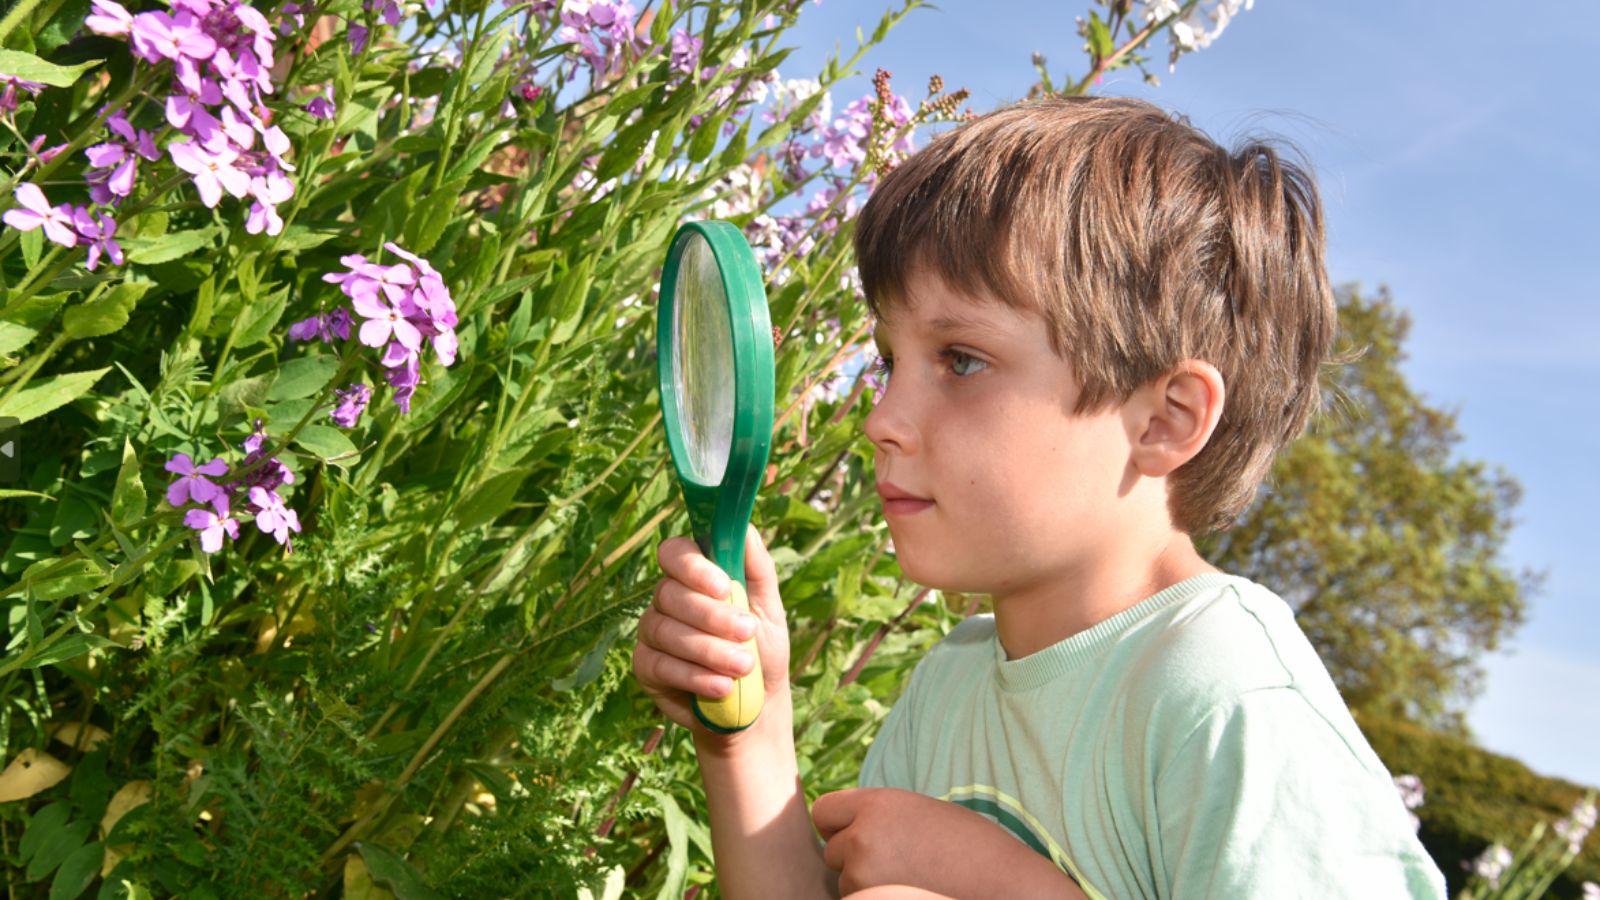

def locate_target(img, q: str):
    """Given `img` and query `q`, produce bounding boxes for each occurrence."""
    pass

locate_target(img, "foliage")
[1360,712,1599,898]
[1204,285,1537,732]
[0,0,1542,895]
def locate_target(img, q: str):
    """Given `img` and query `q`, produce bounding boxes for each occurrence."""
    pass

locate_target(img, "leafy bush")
[1359,711,1599,897]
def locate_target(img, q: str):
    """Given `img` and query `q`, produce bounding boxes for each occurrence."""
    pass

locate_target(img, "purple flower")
[169,140,251,207]
[249,486,301,548]
[72,208,123,271]
[0,76,46,114]
[286,308,352,343]
[3,184,78,248]
[668,30,701,75]
[84,0,134,36]
[363,0,401,27]
[130,10,218,64]
[383,351,421,414]
[353,292,423,350]
[348,23,369,54]
[29,135,70,165]
[164,452,229,506]
[184,494,240,553]
[330,382,371,427]
[227,419,295,497]
[304,86,336,120]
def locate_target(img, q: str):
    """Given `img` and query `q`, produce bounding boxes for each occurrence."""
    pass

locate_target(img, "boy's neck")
[991,530,1219,661]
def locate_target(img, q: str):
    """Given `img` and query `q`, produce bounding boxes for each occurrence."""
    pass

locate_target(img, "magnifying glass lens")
[672,232,735,486]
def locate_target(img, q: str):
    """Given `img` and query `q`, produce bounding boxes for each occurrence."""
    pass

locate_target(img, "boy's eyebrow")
[924,310,1007,340]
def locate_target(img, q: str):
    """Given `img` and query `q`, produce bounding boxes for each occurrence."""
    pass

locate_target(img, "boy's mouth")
[877,481,933,515]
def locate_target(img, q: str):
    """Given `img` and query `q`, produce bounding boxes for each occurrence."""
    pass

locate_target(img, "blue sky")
[778,1,1600,787]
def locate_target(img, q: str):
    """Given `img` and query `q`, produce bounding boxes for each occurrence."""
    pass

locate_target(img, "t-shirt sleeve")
[1154,687,1447,900]
[857,661,924,790]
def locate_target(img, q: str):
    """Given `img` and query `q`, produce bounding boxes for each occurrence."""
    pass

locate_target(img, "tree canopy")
[1202,285,1537,732]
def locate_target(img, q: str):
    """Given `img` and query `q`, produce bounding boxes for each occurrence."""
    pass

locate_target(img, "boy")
[632,96,1447,899]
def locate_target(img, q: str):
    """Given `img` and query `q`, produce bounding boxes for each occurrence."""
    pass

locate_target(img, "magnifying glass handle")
[691,579,765,734]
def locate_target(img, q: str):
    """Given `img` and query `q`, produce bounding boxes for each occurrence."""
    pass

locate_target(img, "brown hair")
[853,96,1336,534]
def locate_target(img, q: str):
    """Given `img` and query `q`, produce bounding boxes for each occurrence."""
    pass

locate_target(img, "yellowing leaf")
[0,748,72,802]
[50,722,110,752]
[99,780,151,875]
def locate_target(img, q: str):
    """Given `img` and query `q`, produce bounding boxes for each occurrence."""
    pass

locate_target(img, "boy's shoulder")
[1120,574,1390,778]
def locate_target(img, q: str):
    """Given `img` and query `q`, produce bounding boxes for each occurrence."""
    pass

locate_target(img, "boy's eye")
[943,349,987,377]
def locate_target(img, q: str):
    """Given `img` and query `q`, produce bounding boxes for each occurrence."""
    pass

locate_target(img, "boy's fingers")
[809,788,857,841]
[742,524,784,620]
[636,602,755,672]
[633,639,735,699]
[652,578,754,641]
[657,535,731,600]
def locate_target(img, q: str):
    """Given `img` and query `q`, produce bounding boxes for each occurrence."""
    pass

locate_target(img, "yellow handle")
[691,581,764,733]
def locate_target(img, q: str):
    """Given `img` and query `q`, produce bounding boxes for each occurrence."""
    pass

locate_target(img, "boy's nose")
[863,385,918,456]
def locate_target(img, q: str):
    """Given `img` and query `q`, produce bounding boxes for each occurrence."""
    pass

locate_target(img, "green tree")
[1202,285,1538,731]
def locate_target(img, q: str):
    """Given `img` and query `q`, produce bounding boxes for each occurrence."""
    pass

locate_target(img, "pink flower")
[352,292,423,351]
[249,486,301,548]
[184,495,240,553]
[84,0,133,36]
[72,208,123,271]
[2,183,78,248]
[169,140,250,207]
[164,452,229,506]
[129,10,218,64]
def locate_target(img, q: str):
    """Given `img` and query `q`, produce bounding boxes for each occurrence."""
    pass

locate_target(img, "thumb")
[742,523,784,621]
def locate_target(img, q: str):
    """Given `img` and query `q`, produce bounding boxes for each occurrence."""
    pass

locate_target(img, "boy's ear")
[1126,360,1226,478]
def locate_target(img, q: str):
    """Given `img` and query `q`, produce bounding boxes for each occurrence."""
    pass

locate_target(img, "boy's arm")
[812,786,1084,899]
[694,687,840,900]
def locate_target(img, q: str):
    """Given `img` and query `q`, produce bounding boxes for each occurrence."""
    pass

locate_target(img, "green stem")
[0,0,45,45]
[0,333,66,407]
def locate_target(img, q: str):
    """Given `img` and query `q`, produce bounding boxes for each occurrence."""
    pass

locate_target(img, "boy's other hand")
[812,788,1087,899]
[633,524,792,741]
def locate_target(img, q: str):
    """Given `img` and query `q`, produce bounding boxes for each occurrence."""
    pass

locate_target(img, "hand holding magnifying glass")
[653,220,776,733]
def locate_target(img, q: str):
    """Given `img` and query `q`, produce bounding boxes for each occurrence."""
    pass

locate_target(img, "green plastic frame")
[656,220,775,733]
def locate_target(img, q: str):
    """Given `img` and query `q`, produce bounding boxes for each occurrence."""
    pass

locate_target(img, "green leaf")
[551,617,624,692]
[230,284,289,348]
[22,558,110,602]
[121,226,217,265]
[0,368,111,424]
[62,282,151,341]
[28,633,114,669]
[19,802,73,863]
[1086,12,1114,59]
[545,255,594,345]
[49,841,102,900]
[0,489,56,501]
[454,469,526,531]
[643,789,690,900]
[0,50,102,88]
[110,435,145,528]
[268,355,341,402]
[25,819,89,882]
[355,843,445,900]
[293,424,358,461]
[401,181,463,255]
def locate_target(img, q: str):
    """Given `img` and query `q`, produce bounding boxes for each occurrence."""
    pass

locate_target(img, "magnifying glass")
[657,220,775,734]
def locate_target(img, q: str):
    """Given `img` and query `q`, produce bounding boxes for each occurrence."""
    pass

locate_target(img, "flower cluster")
[1554,796,1597,855]
[85,0,296,235]
[166,422,301,553]
[1132,0,1255,71]
[1392,773,1425,832]
[3,184,124,270]
[549,0,649,79]
[305,242,460,419]
[1467,843,1513,889]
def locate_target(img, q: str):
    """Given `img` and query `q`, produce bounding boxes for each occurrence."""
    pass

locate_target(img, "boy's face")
[866,271,1137,597]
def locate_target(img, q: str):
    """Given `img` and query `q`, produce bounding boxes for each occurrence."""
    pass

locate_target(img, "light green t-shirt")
[857,572,1446,899]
